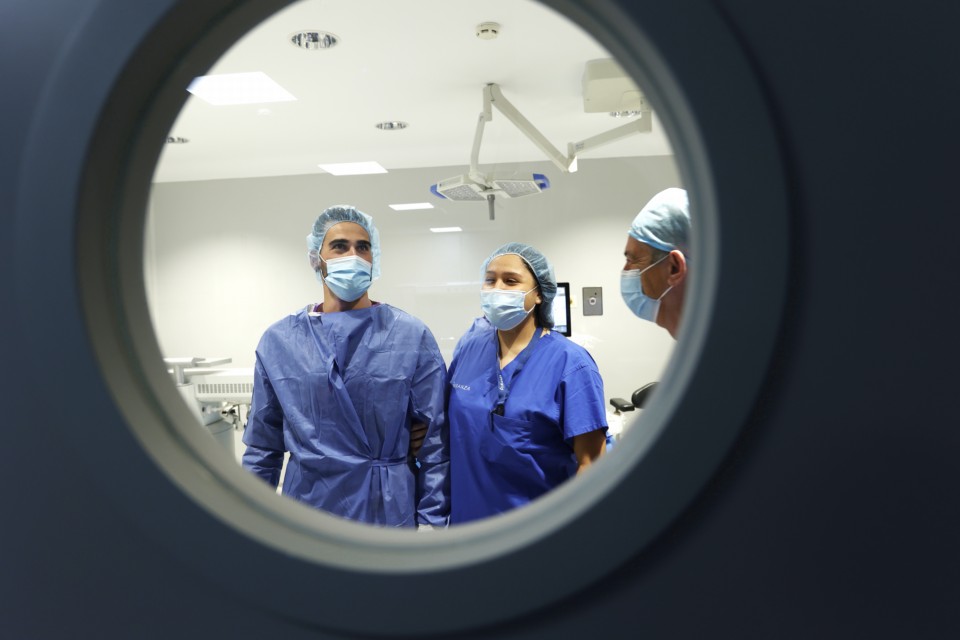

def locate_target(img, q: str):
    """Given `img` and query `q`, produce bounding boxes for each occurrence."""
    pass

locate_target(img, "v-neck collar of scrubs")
[495,327,545,411]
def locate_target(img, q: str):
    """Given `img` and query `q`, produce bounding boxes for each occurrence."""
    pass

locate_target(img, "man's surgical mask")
[319,255,372,302]
[481,288,536,331]
[621,253,672,323]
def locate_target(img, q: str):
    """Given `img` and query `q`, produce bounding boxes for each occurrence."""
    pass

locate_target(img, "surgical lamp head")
[482,242,557,328]
[307,205,381,279]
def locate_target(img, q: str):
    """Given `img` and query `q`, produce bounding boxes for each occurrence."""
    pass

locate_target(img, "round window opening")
[78,0,788,635]
[149,0,679,540]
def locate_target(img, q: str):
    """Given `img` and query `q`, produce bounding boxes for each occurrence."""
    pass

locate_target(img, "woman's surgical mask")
[621,253,672,323]
[318,255,373,302]
[481,288,537,331]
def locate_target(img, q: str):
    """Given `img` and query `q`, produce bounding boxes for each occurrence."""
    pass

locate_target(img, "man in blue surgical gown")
[242,205,449,528]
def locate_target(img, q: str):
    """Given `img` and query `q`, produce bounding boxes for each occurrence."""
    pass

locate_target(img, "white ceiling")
[152,0,674,184]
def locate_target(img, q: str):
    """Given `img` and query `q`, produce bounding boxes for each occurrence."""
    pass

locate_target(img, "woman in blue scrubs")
[447,243,608,523]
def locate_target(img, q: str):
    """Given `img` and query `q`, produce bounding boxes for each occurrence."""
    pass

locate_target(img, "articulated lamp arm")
[475,83,650,174]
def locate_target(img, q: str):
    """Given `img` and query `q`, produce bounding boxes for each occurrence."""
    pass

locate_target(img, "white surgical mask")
[319,255,373,302]
[481,287,536,331]
[621,253,672,323]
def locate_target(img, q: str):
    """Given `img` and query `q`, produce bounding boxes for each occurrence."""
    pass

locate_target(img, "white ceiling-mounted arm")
[567,117,651,168]
[432,81,650,211]
[475,83,649,174]
[483,83,577,173]
[468,96,493,182]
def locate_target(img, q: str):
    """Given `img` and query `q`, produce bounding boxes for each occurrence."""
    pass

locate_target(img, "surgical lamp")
[431,81,649,220]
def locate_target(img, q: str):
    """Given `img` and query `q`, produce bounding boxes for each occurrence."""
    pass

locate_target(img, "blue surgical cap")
[306,205,381,279]
[628,188,691,254]
[482,242,557,328]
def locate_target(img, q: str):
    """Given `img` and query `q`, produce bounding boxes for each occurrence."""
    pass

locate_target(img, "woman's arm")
[572,429,607,474]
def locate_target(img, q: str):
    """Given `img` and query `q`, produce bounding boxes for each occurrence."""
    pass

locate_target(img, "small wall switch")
[582,287,603,316]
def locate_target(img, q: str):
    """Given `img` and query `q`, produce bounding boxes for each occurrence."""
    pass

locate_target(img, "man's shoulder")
[278,306,310,324]
[371,305,445,360]
[260,307,308,338]
[375,303,429,330]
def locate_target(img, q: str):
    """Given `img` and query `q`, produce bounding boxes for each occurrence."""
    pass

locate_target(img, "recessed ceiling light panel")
[187,72,296,105]
[430,227,462,233]
[389,202,434,211]
[317,161,387,176]
[290,31,339,50]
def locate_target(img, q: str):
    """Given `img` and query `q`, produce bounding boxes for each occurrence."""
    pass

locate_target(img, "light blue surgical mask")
[319,255,372,302]
[621,253,672,322]
[481,287,536,331]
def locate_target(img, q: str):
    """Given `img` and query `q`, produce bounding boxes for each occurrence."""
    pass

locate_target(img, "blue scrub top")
[242,303,450,527]
[447,320,607,524]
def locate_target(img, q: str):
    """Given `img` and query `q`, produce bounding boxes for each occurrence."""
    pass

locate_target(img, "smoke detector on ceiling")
[375,121,409,131]
[290,31,339,50]
[476,22,500,40]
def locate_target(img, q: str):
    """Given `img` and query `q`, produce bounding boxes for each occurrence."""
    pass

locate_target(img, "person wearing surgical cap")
[447,242,608,523]
[242,205,449,528]
[621,187,691,338]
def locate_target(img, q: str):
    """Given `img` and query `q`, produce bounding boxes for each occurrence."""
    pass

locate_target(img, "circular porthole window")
[11,0,790,635]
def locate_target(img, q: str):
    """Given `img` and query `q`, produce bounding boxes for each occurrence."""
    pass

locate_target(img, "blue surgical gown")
[447,320,607,523]
[242,303,450,527]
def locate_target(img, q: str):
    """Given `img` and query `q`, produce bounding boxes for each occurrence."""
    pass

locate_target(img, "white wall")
[145,155,681,410]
